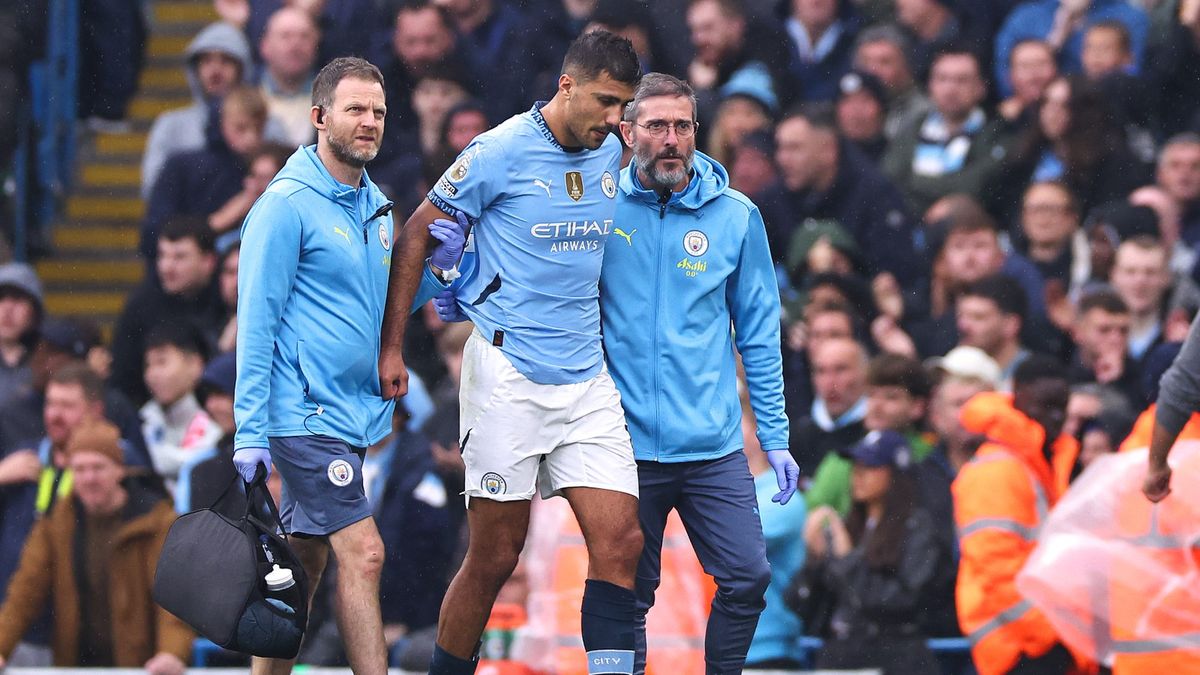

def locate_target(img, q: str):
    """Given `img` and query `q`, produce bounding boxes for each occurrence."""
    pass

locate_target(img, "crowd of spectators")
[2,0,1200,671]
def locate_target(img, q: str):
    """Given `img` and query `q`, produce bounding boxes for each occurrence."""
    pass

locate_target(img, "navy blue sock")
[429,643,478,675]
[581,579,636,674]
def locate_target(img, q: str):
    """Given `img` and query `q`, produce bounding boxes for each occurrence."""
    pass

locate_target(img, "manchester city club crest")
[683,229,709,257]
[327,459,354,487]
[565,171,584,201]
[601,171,617,199]
[378,221,391,250]
[481,472,507,495]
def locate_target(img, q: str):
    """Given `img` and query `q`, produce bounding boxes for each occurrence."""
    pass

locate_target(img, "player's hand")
[766,450,800,505]
[379,348,409,399]
[1144,462,1173,503]
[433,290,468,323]
[144,651,186,675]
[429,212,469,271]
[233,447,271,483]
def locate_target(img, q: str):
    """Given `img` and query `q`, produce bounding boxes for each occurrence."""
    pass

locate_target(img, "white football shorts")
[458,329,638,503]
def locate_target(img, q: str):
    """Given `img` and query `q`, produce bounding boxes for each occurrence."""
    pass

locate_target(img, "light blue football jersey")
[427,103,622,385]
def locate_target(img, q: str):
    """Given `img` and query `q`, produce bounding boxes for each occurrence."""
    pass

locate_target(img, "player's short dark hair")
[145,323,210,362]
[1013,353,1068,389]
[312,56,385,109]
[961,274,1027,322]
[624,73,696,122]
[563,30,641,86]
[161,216,216,254]
[48,362,105,402]
[1078,288,1129,316]
[1087,19,1132,53]
[867,352,932,400]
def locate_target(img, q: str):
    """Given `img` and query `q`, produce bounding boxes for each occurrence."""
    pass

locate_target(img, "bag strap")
[243,465,289,538]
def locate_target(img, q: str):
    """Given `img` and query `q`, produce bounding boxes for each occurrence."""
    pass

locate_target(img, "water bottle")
[264,564,297,616]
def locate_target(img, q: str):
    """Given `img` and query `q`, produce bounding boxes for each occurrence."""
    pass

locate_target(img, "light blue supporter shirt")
[427,102,623,385]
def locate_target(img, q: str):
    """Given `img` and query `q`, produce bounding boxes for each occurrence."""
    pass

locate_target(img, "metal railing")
[11,0,79,262]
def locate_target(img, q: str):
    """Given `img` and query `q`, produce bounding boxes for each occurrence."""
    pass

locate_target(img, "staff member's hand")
[233,447,271,483]
[1144,461,1173,503]
[429,212,469,272]
[766,450,800,505]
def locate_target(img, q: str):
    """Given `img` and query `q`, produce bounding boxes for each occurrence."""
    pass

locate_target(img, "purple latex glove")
[429,211,469,271]
[766,449,800,505]
[433,289,468,322]
[233,446,271,483]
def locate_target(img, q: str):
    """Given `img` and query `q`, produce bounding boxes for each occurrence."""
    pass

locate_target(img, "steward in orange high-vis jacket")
[953,355,1087,675]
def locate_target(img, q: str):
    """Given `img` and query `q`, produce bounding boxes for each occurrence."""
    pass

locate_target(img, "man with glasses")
[436,72,797,673]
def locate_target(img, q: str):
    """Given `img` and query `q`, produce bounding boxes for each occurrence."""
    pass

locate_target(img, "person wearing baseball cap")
[797,429,946,674]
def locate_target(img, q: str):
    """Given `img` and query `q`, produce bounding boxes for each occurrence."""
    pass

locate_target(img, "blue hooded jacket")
[600,151,788,462]
[235,146,406,450]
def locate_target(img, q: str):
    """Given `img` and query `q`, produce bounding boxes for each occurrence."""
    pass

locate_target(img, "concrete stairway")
[40,0,216,332]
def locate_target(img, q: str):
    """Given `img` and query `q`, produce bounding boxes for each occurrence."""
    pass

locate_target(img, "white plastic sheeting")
[1016,443,1200,664]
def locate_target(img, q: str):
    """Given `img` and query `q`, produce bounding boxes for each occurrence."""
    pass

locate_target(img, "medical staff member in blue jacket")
[434,72,797,674]
[233,57,463,675]
[607,72,797,675]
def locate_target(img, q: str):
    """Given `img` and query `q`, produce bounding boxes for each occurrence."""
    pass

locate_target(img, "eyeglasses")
[636,120,698,139]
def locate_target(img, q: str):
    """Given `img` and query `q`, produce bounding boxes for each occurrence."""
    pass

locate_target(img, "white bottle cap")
[265,564,295,591]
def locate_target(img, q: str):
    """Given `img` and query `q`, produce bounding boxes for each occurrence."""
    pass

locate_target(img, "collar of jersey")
[530,101,582,153]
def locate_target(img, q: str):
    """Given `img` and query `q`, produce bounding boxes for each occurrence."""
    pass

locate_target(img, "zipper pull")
[363,225,368,244]
[657,190,670,219]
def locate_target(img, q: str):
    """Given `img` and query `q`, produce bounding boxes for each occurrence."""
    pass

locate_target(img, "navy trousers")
[633,451,771,675]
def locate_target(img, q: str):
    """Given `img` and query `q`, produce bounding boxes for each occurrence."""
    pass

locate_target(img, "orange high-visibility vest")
[955,392,1087,675]
[1118,405,1200,453]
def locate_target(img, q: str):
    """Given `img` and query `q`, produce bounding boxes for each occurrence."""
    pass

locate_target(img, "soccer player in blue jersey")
[378,31,644,675]
[433,73,799,674]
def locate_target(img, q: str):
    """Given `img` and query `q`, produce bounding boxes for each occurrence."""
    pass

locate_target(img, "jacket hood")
[0,262,44,309]
[185,22,253,103]
[272,145,383,208]
[960,392,1048,459]
[619,150,729,211]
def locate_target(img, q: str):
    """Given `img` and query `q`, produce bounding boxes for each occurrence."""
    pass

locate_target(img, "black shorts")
[269,435,372,537]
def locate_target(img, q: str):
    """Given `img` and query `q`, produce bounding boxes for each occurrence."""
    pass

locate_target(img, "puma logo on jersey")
[333,227,352,245]
[533,178,552,198]
[614,228,636,246]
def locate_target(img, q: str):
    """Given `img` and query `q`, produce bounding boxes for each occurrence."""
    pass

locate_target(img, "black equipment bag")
[153,469,309,658]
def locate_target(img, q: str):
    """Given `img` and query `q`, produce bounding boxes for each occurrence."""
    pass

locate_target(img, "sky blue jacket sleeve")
[727,205,789,451]
[411,262,451,310]
[234,192,301,451]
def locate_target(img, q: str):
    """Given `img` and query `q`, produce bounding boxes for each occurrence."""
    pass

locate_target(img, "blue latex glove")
[429,211,469,271]
[766,449,800,505]
[233,447,271,483]
[433,289,469,322]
